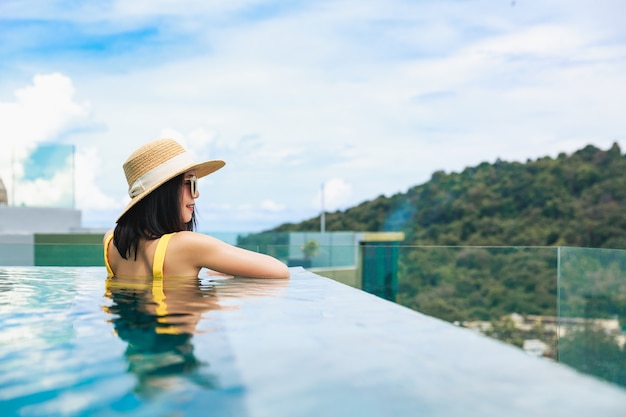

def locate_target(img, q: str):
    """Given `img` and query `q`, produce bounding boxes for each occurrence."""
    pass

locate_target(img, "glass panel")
[236,231,289,261]
[557,246,626,388]
[396,246,559,358]
[284,232,358,268]
[0,242,35,266]
[0,143,76,208]
[361,241,399,301]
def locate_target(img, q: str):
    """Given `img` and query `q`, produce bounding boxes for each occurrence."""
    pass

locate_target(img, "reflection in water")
[102,274,289,399]
[103,275,224,397]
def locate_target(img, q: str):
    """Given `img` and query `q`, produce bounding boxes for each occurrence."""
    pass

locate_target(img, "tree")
[559,326,626,388]
[301,239,319,261]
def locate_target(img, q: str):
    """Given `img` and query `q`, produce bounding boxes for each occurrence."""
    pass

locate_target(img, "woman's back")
[105,230,288,278]
[106,138,289,279]
[105,232,202,278]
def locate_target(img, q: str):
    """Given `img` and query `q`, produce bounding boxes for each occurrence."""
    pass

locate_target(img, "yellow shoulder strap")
[104,233,114,277]
[152,276,180,334]
[153,233,175,277]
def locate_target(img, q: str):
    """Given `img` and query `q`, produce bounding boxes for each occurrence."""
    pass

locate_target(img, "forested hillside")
[274,142,626,249]
[238,144,626,321]
[261,143,626,323]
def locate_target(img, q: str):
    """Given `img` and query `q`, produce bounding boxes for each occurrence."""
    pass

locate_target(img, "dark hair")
[114,173,196,260]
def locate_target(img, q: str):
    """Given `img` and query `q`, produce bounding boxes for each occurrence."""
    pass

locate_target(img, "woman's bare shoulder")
[169,231,226,255]
[103,229,114,244]
[172,231,221,245]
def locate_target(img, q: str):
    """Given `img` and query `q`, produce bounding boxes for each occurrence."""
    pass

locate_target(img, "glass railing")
[0,234,624,389]
[235,231,361,268]
[396,245,559,357]
[0,143,76,209]
[557,247,626,387]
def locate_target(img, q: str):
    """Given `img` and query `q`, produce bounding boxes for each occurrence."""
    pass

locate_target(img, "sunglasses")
[184,175,199,198]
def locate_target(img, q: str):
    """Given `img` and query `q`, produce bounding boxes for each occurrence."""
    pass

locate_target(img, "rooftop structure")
[0,206,81,233]
[0,177,7,205]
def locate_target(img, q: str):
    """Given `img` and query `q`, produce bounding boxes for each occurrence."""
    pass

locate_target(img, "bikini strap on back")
[104,233,114,277]
[153,233,176,277]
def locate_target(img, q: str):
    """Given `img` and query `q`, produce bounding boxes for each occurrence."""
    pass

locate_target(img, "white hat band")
[128,152,196,198]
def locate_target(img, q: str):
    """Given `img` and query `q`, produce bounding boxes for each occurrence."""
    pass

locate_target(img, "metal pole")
[320,182,325,233]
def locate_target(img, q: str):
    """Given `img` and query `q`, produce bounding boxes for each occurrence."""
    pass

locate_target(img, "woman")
[104,138,289,279]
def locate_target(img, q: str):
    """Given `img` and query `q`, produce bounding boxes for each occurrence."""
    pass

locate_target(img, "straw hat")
[117,138,225,222]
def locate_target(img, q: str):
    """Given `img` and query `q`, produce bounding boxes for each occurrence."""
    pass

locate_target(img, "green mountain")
[274,142,626,249]
[243,142,626,325]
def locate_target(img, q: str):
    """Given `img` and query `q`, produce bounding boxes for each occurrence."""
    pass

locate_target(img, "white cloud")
[0,73,90,152]
[260,199,285,212]
[0,73,99,207]
[12,161,74,207]
[20,73,88,132]
[194,199,297,232]
[314,178,353,212]
[75,147,121,210]
[158,127,220,160]
[110,0,270,18]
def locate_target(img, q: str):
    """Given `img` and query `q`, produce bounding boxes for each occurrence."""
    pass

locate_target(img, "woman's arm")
[176,231,290,279]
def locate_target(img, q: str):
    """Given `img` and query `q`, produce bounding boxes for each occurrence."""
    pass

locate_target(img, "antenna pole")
[320,182,325,233]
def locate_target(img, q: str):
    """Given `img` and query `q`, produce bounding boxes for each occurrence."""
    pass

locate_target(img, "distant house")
[523,339,549,357]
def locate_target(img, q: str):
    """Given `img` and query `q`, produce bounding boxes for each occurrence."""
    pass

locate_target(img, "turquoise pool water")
[0,267,284,416]
[2,267,626,417]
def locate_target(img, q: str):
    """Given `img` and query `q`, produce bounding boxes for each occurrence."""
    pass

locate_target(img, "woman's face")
[181,170,199,223]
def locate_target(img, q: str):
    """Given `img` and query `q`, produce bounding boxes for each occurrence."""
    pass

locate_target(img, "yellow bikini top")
[104,232,176,278]
[104,232,180,334]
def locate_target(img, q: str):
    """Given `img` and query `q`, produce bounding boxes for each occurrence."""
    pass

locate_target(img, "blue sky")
[22,143,74,181]
[1,0,625,232]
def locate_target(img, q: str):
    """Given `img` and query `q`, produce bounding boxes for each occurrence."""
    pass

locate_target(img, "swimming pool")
[1,267,625,417]
[1,267,261,416]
